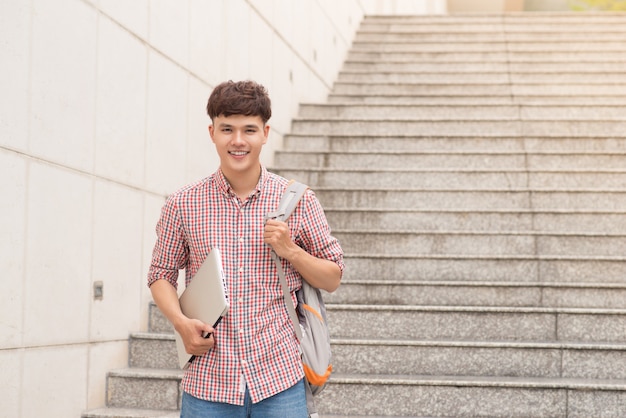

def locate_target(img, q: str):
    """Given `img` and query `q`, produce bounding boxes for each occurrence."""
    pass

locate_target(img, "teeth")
[230,151,248,156]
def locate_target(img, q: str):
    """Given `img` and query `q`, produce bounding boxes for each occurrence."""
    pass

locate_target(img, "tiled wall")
[0,0,443,416]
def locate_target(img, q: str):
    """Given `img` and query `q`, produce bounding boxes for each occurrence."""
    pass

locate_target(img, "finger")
[265,219,287,230]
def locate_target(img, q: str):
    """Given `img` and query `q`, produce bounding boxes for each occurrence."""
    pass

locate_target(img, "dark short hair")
[206,80,272,124]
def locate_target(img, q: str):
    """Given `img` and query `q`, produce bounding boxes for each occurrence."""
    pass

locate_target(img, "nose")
[231,129,245,145]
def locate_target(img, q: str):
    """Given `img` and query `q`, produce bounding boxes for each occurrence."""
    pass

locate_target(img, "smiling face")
[209,114,270,183]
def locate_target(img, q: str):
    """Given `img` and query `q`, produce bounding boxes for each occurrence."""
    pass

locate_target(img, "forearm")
[149,279,187,330]
[285,245,342,293]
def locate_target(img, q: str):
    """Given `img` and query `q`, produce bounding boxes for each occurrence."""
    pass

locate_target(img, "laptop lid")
[174,248,230,369]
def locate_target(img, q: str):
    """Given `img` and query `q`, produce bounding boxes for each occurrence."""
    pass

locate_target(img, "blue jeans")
[180,379,308,418]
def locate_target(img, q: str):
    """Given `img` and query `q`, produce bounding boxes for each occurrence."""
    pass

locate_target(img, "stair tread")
[327,303,626,313]
[82,408,180,418]
[129,331,626,350]
[305,186,626,191]
[275,167,626,173]
[335,229,626,236]
[339,278,626,288]
[332,338,626,350]
[344,253,626,261]
[331,373,626,390]
[324,207,626,213]
[109,368,183,379]
[131,331,174,340]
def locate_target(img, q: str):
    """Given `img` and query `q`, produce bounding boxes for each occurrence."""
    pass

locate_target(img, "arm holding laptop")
[150,279,215,356]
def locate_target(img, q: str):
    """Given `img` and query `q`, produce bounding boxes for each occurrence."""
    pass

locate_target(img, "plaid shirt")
[148,166,344,405]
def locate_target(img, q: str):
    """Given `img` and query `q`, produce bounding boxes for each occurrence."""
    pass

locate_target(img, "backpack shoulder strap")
[265,180,308,223]
[267,180,308,342]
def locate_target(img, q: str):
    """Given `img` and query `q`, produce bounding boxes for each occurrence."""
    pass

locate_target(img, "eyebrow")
[217,123,260,129]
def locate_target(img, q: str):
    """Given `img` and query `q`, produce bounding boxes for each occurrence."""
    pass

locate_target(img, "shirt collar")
[215,165,268,199]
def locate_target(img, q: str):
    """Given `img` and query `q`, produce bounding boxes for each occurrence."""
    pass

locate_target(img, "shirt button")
[239,329,244,334]
[238,297,243,304]
[239,267,244,273]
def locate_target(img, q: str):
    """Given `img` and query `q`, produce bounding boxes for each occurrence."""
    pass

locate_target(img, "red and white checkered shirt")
[148,166,344,405]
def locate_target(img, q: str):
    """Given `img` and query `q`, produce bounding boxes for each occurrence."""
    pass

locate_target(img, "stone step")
[359,21,626,34]
[128,330,626,378]
[331,82,626,96]
[342,60,626,73]
[362,14,626,24]
[289,118,626,136]
[333,230,626,257]
[354,31,626,42]
[94,364,626,417]
[282,135,626,153]
[327,280,626,308]
[83,410,364,418]
[297,103,626,120]
[82,408,180,418]
[145,274,626,340]
[274,150,626,170]
[274,168,626,190]
[316,374,626,417]
[129,332,177,370]
[341,254,626,283]
[346,50,626,63]
[332,338,626,380]
[350,41,626,53]
[148,302,173,334]
[327,93,626,105]
[337,71,626,84]
[363,13,626,23]
[327,304,626,343]
[106,368,182,411]
[312,188,626,211]
[323,208,626,233]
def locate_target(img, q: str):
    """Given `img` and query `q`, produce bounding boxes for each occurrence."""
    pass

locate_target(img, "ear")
[262,124,270,144]
[208,124,215,143]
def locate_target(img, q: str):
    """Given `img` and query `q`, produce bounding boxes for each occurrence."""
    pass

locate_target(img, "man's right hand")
[149,280,216,356]
[176,317,215,356]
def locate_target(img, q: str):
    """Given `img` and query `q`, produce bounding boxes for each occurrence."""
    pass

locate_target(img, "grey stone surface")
[82,408,180,418]
[326,280,626,309]
[328,304,626,343]
[321,209,626,234]
[334,230,537,255]
[312,188,626,211]
[149,303,173,334]
[276,149,625,171]
[290,119,524,136]
[341,254,626,283]
[568,390,626,418]
[327,305,558,341]
[316,377,567,417]
[129,333,177,370]
[107,369,182,411]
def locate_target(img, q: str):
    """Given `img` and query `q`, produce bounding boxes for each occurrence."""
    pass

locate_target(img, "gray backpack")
[265,181,333,418]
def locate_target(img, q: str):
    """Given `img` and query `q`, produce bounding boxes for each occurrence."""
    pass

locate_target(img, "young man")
[147,80,344,417]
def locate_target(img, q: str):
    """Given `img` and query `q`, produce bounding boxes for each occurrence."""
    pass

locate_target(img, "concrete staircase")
[83,12,626,418]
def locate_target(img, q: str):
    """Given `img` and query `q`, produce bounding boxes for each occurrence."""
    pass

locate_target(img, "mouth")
[229,150,249,157]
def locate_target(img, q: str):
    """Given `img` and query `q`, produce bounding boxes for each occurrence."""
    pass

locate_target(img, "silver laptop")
[174,248,230,369]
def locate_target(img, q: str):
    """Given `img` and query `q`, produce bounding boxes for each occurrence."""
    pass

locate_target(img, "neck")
[222,165,262,200]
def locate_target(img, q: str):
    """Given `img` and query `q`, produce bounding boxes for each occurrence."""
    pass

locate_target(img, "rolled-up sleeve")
[147,195,189,289]
[298,189,345,275]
